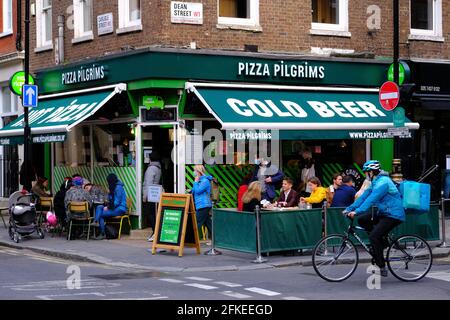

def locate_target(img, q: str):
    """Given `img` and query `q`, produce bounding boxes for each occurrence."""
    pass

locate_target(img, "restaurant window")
[36,0,53,49]
[0,86,18,115]
[311,0,349,35]
[93,123,136,168]
[218,0,260,28]
[410,0,442,39]
[55,126,91,168]
[73,0,93,41]
[1,0,13,36]
[117,0,142,33]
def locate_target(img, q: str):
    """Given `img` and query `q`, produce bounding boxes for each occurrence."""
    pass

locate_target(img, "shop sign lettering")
[62,65,106,85]
[226,98,387,119]
[237,61,325,80]
[10,99,99,127]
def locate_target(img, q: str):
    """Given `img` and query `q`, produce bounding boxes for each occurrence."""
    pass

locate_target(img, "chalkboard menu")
[152,193,200,256]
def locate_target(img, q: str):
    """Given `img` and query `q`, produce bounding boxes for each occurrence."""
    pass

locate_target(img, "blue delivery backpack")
[398,180,431,214]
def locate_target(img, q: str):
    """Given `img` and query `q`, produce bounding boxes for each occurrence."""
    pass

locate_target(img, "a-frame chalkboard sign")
[151,193,200,257]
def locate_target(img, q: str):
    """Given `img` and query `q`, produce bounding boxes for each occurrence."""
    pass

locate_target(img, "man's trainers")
[90,221,100,228]
[147,234,154,242]
[94,233,106,240]
[380,267,388,277]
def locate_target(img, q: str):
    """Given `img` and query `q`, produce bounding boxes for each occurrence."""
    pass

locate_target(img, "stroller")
[8,191,45,243]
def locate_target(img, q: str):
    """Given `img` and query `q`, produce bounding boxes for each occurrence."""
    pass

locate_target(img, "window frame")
[117,0,142,32]
[410,0,442,39]
[217,0,260,30]
[36,0,53,49]
[73,0,94,42]
[1,0,13,37]
[310,0,350,36]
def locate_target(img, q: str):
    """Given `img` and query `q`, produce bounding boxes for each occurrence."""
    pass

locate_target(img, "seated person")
[331,175,356,208]
[64,176,93,222]
[299,177,327,208]
[84,183,108,203]
[92,173,128,240]
[242,181,262,212]
[275,177,299,208]
[54,177,72,227]
[32,177,52,198]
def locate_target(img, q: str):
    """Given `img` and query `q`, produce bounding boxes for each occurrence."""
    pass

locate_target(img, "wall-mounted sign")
[143,95,164,109]
[171,2,203,25]
[237,61,326,80]
[9,71,35,96]
[97,13,114,36]
[61,64,106,85]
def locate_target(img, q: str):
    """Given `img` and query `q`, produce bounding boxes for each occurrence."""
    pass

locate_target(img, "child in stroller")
[8,190,45,243]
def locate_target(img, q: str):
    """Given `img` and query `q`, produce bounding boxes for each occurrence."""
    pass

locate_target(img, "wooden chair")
[67,201,93,240]
[104,197,132,239]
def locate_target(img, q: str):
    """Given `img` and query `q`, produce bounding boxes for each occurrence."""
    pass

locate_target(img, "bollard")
[205,208,222,255]
[253,205,267,263]
[438,198,449,248]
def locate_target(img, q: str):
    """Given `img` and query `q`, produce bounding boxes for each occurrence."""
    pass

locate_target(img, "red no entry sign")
[379,81,400,111]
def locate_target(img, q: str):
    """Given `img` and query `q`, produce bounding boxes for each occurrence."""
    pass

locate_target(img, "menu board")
[159,208,183,244]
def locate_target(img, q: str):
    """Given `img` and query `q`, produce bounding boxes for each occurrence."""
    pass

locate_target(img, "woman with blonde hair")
[242,181,262,212]
[191,164,214,236]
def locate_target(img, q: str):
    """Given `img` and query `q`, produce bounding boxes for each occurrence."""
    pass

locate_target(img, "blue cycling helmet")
[362,160,381,172]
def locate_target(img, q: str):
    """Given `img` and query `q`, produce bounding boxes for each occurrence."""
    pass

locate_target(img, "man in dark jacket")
[276,178,299,207]
[251,158,284,202]
[331,175,356,208]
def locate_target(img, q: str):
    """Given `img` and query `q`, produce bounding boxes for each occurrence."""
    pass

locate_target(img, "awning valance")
[186,82,420,131]
[0,83,126,139]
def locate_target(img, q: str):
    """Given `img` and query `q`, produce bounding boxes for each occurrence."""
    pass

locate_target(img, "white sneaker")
[147,234,154,242]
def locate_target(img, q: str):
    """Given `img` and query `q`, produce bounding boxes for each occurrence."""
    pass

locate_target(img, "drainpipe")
[56,15,65,64]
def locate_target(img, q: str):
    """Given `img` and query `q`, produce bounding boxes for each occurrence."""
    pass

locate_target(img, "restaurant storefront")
[0,48,420,228]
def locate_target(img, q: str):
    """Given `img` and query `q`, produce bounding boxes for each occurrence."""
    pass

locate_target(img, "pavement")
[1,208,450,273]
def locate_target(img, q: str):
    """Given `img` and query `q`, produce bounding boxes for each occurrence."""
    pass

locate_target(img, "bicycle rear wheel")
[312,234,359,282]
[387,234,432,282]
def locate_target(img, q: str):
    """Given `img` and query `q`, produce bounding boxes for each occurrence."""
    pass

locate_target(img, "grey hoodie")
[143,161,162,201]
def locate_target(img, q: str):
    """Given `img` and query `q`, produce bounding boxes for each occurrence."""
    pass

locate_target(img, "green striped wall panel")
[54,166,137,212]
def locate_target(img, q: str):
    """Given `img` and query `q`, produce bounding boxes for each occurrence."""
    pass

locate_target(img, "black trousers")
[357,213,402,269]
[143,202,157,232]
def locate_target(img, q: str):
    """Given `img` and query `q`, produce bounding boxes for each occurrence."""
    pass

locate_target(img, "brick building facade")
[28,0,450,73]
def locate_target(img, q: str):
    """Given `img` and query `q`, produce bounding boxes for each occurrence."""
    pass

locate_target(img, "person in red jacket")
[237,174,252,211]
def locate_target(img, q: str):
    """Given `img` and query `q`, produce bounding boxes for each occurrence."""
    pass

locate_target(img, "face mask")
[255,159,261,165]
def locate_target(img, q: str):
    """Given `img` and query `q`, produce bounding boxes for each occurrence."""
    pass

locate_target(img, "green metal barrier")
[213,208,256,254]
[260,209,323,252]
[213,208,323,254]
[326,204,440,243]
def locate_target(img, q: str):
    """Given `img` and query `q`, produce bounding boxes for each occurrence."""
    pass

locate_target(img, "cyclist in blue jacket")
[345,160,405,277]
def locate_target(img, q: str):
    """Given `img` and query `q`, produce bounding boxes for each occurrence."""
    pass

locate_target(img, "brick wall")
[0,1,17,55]
[30,0,450,73]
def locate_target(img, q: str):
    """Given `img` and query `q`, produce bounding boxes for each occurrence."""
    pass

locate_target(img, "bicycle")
[312,213,433,282]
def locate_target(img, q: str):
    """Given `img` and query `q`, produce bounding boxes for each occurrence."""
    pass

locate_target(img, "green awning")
[0,84,126,140]
[186,82,420,131]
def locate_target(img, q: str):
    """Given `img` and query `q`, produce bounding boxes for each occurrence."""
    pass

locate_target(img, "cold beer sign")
[379,81,400,111]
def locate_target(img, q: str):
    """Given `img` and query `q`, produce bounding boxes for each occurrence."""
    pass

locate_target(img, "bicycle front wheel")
[387,234,433,282]
[312,234,359,282]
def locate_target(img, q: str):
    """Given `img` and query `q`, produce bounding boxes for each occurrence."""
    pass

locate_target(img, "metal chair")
[104,198,132,239]
[67,201,93,240]
[37,196,53,226]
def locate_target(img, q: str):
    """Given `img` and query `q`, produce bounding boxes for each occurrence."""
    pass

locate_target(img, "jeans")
[358,213,402,269]
[95,205,125,234]
[196,207,212,237]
